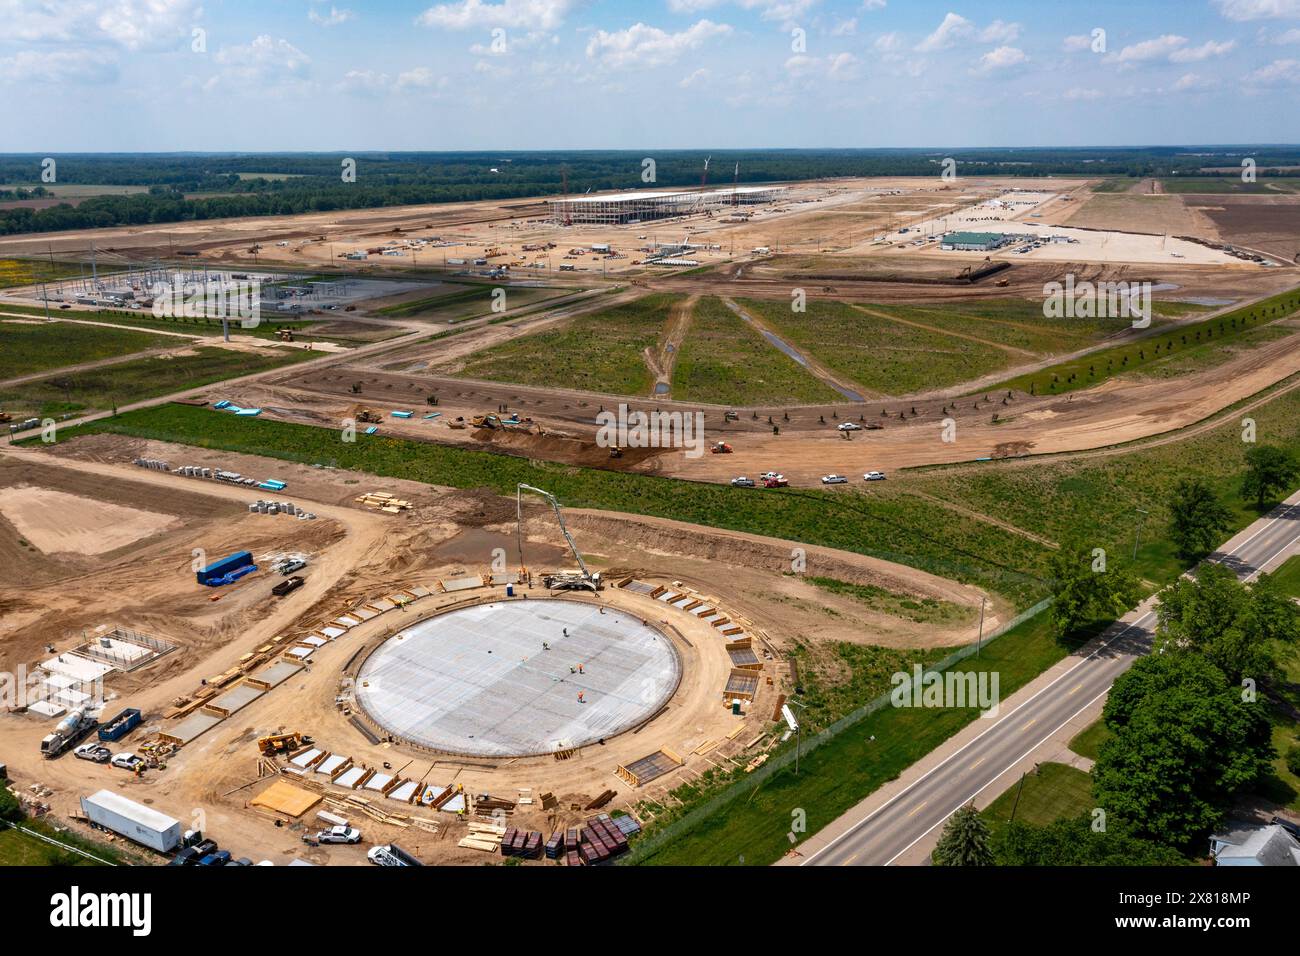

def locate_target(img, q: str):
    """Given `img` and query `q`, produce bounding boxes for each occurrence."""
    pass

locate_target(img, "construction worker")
[542,641,550,651]
[578,663,584,675]
[577,691,585,703]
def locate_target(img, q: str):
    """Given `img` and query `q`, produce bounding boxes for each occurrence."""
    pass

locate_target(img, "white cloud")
[0,47,119,84]
[0,0,202,51]
[309,6,355,27]
[1172,72,1219,91]
[679,67,710,88]
[831,17,857,36]
[915,12,1020,52]
[1246,57,1299,83]
[1260,26,1300,41]
[336,69,391,94]
[976,45,1027,72]
[873,31,902,52]
[1107,34,1188,64]
[1169,39,1236,61]
[785,50,860,79]
[416,0,576,31]
[1214,0,1300,21]
[210,36,312,92]
[862,0,886,9]
[1062,34,1093,52]
[1063,86,1103,100]
[585,20,732,70]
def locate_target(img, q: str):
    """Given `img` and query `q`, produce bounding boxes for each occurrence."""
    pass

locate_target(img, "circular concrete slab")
[355,599,681,757]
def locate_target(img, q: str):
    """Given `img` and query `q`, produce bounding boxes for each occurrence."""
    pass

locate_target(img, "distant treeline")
[1,147,1297,236]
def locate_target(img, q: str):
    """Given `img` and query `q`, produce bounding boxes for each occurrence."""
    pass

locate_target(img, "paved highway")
[801,490,1300,867]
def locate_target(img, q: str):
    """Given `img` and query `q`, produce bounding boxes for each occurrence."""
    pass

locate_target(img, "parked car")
[730,476,756,488]
[821,474,848,484]
[225,857,253,867]
[315,826,362,845]
[277,558,306,575]
[863,471,887,481]
[74,742,111,763]
[198,850,232,867]
[837,422,862,431]
[168,846,203,866]
[189,838,218,858]
[110,752,144,771]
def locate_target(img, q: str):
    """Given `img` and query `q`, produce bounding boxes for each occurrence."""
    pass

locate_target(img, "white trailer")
[80,789,182,853]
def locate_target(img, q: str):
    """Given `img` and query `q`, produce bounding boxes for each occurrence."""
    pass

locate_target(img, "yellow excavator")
[257,732,313,756]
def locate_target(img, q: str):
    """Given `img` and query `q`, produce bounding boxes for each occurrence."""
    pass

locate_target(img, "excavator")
[516,483,601,592]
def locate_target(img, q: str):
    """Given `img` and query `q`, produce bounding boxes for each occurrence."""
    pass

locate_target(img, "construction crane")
[516,483,601,591]
[700,155,711,190]
[732,162,740,206]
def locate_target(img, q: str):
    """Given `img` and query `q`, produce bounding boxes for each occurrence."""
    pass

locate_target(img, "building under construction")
[551,186,784,225]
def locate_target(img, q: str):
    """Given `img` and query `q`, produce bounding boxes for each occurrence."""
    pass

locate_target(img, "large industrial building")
[551,186,784,225]
[940,231,1014,252]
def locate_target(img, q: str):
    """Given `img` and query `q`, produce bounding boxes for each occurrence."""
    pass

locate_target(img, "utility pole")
[1132,507,1149,561]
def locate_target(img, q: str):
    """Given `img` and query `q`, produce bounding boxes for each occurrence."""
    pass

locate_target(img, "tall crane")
[732,162,740,206]
[516,483,601,591]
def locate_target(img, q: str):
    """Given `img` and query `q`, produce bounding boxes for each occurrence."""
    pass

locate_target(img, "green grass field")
[1158,178,1300,194]
[1265,554,1300,599]
[992,287,1300,396]
[980,762,1095,840]
[0,257,91,289]
[803,574,976,627]
[0,820,126,866]
[0,319,176,380]
[439,293,677,396]
[634,609,1067,865]
[0,346,316,417]
[907,375,1300,586]
[742,297,1016,396]
[377,284,565,323]
[873,299,1133,356]
[670,296,842,405]
[1068,719,1112,761]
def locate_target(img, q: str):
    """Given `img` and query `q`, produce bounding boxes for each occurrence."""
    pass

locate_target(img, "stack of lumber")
[355,491,411,512]
[458,821,506,852]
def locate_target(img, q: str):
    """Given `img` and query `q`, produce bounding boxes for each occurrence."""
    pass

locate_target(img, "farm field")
[742,297,1014,396]
[670,296,842,405]
[0,345,316,417]
[0,319,176,380]
[1158,178,1300,194]
[868,298,1135,355]
[436,293,677,396]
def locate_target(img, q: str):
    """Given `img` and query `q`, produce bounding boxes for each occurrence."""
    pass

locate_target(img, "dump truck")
[470,414,501,429]
[41,709,99,758]
[258,731,313,756]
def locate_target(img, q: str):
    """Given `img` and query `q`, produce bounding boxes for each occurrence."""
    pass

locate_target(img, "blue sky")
[1,0,1297,150]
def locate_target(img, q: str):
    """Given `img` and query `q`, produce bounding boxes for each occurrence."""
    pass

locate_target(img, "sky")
[0,0,1297,151]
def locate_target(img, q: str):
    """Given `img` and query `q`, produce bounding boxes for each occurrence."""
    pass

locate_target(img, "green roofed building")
[940,231,1012,251]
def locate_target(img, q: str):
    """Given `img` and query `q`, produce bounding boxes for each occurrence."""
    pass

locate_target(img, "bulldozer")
[609,445,623,459]
[356,408,382,425]
[470,414,501,429]
[257,732,313,756]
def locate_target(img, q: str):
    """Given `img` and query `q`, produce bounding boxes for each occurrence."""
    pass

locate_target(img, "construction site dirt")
[0,431,997,865]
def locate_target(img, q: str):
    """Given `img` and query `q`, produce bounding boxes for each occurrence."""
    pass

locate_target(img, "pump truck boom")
[515,483,601,592]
